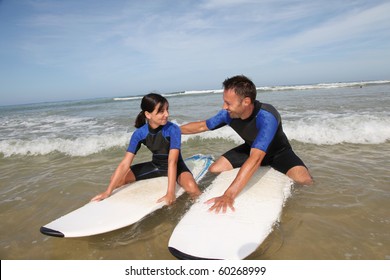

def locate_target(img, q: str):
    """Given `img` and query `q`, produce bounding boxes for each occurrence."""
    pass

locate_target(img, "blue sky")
[0,0,389,106]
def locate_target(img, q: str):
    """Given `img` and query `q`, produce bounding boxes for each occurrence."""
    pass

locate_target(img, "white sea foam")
[257,80,390,92]
[184,110,390,145]
[284,113,390,145]
[181,126,244,144]
[0,132,130,157]
[0,113,130,157]
[1,81,389,158]
[1,113,389,157]
[181,113,390,146]
[113,80,390,101]
[113,89,220,101]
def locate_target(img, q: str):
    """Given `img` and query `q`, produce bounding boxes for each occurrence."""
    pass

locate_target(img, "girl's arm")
[91,152,135,201]
[157,148,179,205]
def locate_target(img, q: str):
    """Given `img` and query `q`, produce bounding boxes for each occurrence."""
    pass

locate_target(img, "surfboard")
[40,154,213,238]
[168,166,293,260]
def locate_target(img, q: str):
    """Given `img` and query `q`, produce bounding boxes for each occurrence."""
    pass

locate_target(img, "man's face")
[222,89,245,119]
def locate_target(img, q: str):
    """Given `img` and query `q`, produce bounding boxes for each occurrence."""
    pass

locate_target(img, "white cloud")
[1,0,389,105]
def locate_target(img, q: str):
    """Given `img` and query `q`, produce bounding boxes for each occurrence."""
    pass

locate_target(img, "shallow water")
[1,83,389,259]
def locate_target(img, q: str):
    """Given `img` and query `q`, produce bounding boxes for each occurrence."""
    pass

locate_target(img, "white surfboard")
[40,154,213,238]
[168,166,293,260]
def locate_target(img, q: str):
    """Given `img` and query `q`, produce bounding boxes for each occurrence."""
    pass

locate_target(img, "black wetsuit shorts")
[130,157,190,181]
[223,144,306,174]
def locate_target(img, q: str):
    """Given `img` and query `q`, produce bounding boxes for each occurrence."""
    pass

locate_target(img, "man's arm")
[180,120,209,134]
[206,148,266,213]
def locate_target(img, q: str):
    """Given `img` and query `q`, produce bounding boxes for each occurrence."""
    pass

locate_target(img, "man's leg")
[208,156,233,173]
[209,143,251,173]
[286,166,313,185]
[271,148,313,186]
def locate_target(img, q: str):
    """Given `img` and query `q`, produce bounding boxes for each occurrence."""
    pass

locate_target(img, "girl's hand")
[157,193,176,205]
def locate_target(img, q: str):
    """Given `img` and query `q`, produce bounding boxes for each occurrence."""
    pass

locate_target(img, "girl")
[91,93,200,205]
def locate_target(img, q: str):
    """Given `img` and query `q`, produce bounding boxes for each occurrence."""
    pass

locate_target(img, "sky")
[0,0,389,106]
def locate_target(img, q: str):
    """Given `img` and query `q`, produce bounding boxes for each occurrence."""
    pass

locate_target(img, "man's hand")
[206,194,235,213]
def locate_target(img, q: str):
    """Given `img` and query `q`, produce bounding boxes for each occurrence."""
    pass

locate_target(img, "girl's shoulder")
[132,123,149,137]
[162,121,180,134]
[164,121,180,129]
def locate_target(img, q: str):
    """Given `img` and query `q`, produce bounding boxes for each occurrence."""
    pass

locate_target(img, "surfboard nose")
[168,247,219,260]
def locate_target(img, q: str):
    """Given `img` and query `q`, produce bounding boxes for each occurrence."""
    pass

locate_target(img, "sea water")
[0,81,389,259]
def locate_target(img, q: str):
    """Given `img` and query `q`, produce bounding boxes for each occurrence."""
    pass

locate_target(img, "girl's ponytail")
[134,110,146,128]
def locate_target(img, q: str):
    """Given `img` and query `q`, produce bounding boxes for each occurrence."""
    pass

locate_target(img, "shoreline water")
[1,81,389,259]
[2,79,389,108]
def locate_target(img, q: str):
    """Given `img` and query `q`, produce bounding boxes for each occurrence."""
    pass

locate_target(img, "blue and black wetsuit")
[206,101,306,174]
[127,121,190,181]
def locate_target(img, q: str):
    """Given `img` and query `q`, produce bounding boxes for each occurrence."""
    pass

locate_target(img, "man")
[181,75,313,213]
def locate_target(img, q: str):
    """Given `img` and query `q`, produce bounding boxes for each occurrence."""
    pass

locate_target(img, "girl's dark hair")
[134,93,169,128]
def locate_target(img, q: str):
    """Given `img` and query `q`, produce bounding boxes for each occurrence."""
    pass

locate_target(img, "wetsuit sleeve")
[126,128,144,154]
[205,110,231,130]
[167,123,181,150]
[252,110,279,152]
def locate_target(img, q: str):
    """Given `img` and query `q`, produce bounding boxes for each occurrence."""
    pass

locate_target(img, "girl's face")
[145,102,169,128]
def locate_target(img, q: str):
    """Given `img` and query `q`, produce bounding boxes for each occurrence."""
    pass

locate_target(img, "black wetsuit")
[127,122,190,181]
[206,101,306,174]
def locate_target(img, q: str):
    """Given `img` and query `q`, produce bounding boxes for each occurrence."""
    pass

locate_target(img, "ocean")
[0,81,389,260]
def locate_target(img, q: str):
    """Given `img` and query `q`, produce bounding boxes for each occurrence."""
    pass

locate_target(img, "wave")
[284,113,390,145]
[113,89,219,101]
[0,132,130,157]
[1,114,389,158]
[183,114,390,145]
[0,113,130,157]
[257,80,390,92]
[113,80,390,101]
[113,96,143,101]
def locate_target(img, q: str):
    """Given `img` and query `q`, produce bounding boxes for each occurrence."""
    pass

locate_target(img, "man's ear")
[243,97,251,106]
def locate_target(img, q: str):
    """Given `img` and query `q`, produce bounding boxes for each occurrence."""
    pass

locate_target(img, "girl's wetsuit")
[127,122,190,181]
[205,100,306,174]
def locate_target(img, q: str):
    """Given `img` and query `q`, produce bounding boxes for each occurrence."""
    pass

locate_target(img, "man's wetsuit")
[127,122,190,181]
[206,100,306,174]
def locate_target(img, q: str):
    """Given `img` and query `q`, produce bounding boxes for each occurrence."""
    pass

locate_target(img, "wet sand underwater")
[1,83,389,259]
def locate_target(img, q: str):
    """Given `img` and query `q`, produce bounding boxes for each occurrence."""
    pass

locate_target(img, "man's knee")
[208,157,233,173]
[208,163,221,173]
[297,174,313,185]
[286,166,313,186]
